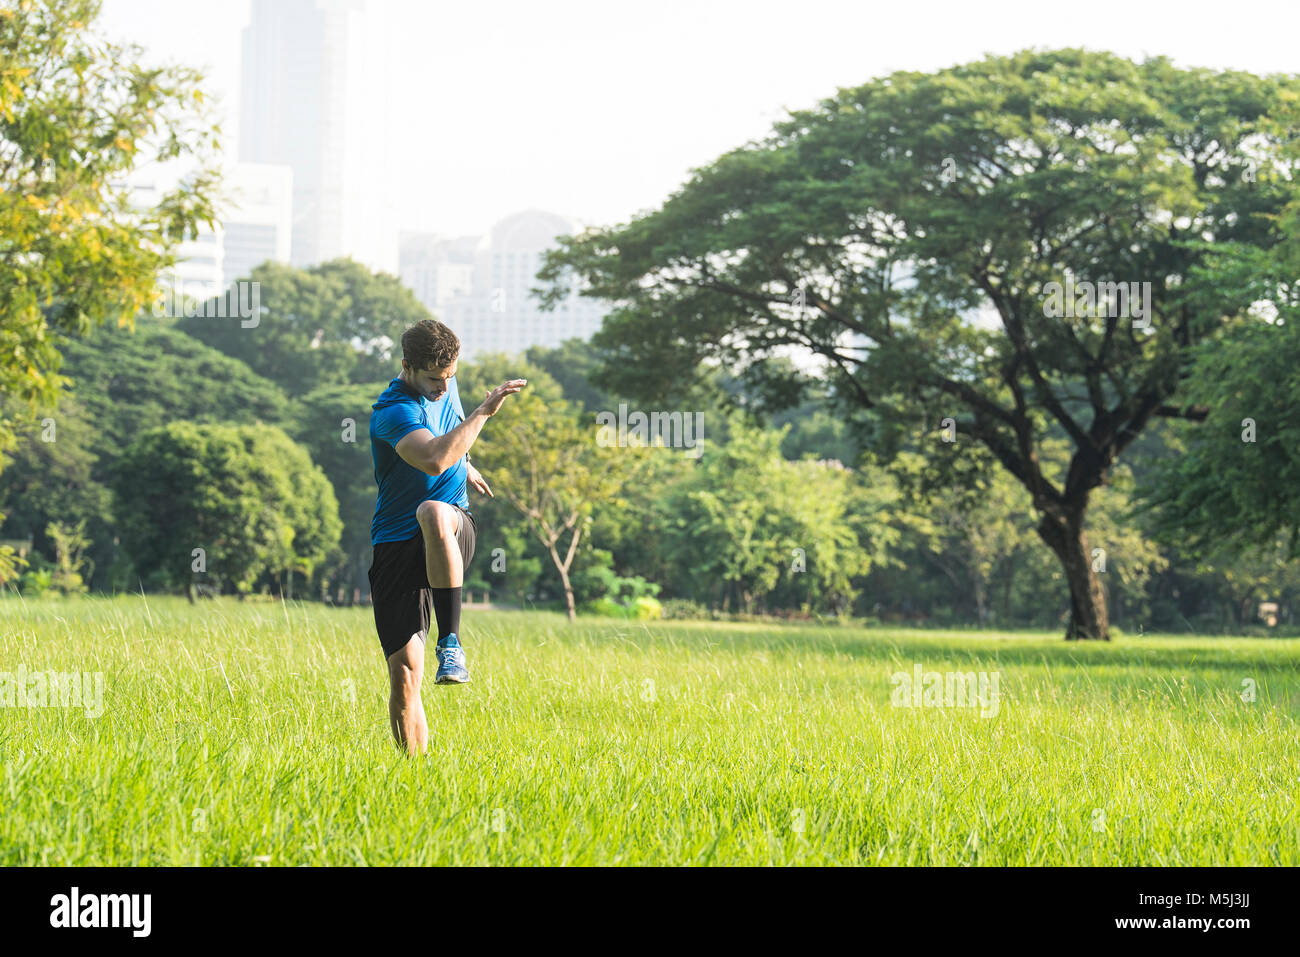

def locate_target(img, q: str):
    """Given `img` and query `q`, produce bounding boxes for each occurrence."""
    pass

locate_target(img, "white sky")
[98,0,1300,237]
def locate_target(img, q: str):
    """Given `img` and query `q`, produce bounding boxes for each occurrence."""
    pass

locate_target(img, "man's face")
[404,357,458,401]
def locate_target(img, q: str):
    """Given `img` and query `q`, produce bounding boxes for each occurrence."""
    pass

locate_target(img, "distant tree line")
[2,255,1297,637]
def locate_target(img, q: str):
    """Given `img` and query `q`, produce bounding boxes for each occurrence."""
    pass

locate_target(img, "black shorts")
[368,504,477,659]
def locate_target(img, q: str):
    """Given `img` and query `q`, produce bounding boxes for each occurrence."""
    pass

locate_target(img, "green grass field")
[1,595,1297,865]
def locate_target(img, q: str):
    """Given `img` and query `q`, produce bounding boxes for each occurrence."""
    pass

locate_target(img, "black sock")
[430,586,462,643]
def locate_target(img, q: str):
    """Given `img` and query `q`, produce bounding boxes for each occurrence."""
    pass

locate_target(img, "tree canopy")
[0,0,220,462]
[1139,312,1300,559]
[112,422,341,595]
[180,259,432,387]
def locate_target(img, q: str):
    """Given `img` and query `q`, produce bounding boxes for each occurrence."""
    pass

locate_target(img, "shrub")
[582,595,662,620]
[586,596,631,618]
[661,598,711,620]
[19,566,54,597]
[631,596,662,620]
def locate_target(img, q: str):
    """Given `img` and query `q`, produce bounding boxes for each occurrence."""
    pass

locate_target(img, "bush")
[631,596,662,620]
[661,598,712,620]
[586,596,631,618]
[583,595,662,620]
[18,566,54,598]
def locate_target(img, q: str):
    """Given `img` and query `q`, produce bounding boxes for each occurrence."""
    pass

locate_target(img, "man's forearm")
[427,408,491,474]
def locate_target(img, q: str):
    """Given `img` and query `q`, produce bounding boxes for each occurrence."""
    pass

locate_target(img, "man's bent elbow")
[421,447,446,476]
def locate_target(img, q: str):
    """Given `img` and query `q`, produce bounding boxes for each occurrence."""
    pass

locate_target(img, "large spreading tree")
[537,48,1300,639]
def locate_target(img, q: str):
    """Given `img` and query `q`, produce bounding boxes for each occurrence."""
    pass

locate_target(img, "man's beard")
[404,373,443,402]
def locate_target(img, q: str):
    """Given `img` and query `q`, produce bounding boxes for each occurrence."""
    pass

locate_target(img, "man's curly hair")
[401,319,460,371]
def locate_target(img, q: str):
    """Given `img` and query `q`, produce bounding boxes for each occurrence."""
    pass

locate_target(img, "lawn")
[1,595,1296,865]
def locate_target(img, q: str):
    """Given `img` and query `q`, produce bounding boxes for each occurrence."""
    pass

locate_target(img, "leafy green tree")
[60,317,288,452]
[112,422,340,595]
[456,353,567,604]
[658,413,874,614]
[456,352,567,415]
[538,49,1300,639]
[0,394,109,573]
[773,402,860,465]
[470,363,650,621]
[46,518,90,594]
[582,430,695,599]
[1171,539,1300,631]
[0,319,288,589]
[180,259,431,386]
[0,0,220,464]
[470,522,543,606]
[709,355,868,464]
[888,449,1036,624]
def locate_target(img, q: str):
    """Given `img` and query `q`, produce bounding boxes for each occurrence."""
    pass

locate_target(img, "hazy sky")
[98,0,1300,237]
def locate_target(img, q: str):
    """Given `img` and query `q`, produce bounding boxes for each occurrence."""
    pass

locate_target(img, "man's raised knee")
[416,499,458,538]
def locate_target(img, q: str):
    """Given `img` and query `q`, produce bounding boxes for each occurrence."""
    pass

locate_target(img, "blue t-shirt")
[369,375,470,545]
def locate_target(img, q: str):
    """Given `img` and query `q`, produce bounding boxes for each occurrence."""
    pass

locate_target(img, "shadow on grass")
[572,617,1300,677]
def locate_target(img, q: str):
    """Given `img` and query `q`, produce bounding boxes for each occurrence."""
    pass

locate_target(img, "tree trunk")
[1036,506,1109,640]
[557,565,576,621]
[545,542,578,622]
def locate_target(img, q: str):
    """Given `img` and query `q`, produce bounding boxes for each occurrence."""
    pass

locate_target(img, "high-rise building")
[239,0,396,274]
[122,166,224,302]
[120,160,293,311]
[221,163,293,286]
[433,210,609,360]
[398,232,476,314]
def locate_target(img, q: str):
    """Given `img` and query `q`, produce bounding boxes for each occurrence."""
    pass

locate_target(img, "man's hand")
[467,462,493,498]
[477,378,527,417]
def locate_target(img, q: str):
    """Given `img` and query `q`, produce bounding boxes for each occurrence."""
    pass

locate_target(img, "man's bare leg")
[416,499,463,588]
[414,499,471,684]
[387,633,428,755]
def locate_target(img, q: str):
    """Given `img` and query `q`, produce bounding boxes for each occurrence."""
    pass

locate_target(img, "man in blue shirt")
[368,318,526,755]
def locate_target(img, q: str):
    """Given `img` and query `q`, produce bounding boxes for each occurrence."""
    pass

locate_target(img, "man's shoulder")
[371,379,421,415]
[370,379,429,451]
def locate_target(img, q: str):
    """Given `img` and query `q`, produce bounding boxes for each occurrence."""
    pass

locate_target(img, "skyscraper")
[221,163,293,287]
[398,231,477,315]
[239,0,396,274]
[433,210,610,360]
